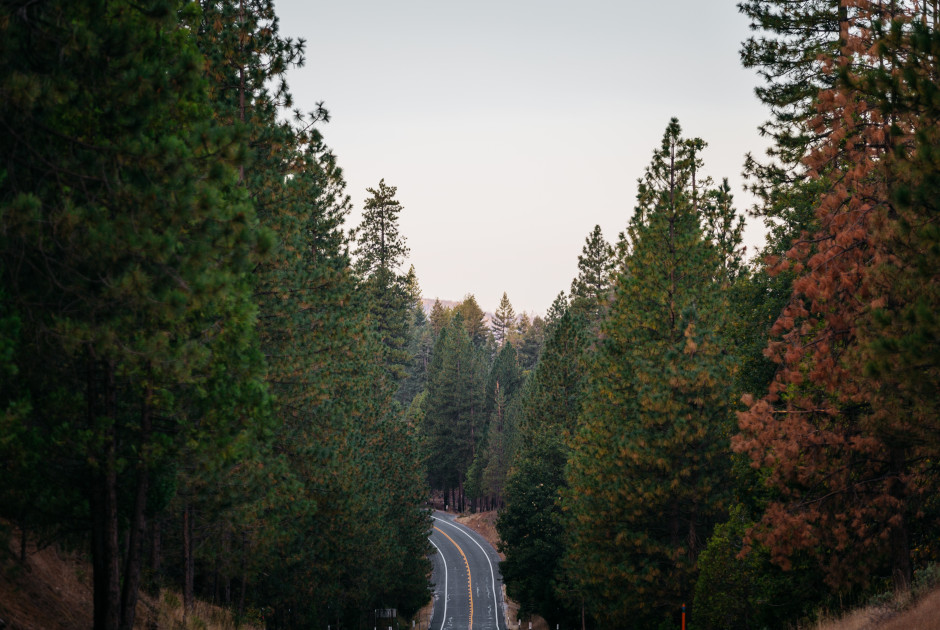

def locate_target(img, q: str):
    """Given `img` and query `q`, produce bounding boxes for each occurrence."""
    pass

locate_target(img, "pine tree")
[569,225,615,321]
[421,313,487,511]
[515,313,548,372]
[738,0,845,168]
[397,267,433,408]
[191,2,430,621]
[429,298,452,336]
[564,119,739,626]
[454,294,491,347]
[0,2,269,627]
[734,2,940,593]
[492,292,518,346]
[355,179,412,381]
[702,178,746,282]
[499,306,588,629]
[467,341,524,507]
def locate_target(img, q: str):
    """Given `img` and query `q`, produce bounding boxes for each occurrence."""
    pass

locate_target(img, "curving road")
[429,511,505,630]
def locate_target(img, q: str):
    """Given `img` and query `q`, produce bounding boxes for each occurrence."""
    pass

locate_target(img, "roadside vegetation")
[1,1,937,628]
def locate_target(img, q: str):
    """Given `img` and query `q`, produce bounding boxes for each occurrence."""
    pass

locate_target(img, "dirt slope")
[0,532,94,630]
[0,525,257,630]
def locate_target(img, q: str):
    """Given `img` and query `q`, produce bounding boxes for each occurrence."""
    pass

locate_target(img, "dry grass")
[150,589,262,630]
[411,597,435,630]
[0,523,259,630]
[0,531,94,630]
[810,585,940,630]
[455,511,503,560]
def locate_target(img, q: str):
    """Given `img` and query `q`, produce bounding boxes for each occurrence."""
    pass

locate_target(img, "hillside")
[0,526,259,630]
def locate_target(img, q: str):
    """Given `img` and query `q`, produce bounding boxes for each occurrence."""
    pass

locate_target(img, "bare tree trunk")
[238,533,248,618]
[92,360,120,630]
[889,448,913,591]
[18,517,26,563]
[183,504,195,620]
[149,517,162,594]
[119,390,152,630]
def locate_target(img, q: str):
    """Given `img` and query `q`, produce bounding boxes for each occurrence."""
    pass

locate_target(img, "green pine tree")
[498,305,588,629]
[492,292,518,346]
[563,119,739,626]
[421,313,487,511]
[0,2,270,627]
[569,225,615,322]
[354,179,413,382]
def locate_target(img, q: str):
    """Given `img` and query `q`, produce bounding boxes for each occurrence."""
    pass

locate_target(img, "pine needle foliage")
[0,2,270,627]
[564,119,740,627]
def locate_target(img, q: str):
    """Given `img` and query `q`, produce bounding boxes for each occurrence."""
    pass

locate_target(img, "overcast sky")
[273,0,770,315]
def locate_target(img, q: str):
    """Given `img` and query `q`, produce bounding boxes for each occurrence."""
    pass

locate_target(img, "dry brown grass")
[810,585,940,630]
[0,531,94,630]
[150,589,262,630]
[0,524,259,630]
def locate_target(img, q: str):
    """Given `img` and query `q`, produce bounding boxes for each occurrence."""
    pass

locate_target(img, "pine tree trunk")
[119,394,152,630]
[890,519,912,592]
[889,448,913,591]
[118,468,149,630]
[18,517,26,564]
[183,503,195,619]
[92,470,121,630]
[223,530,231,604]
[239,572,247,618]
[238,533,248,618]
[92,360,120,630]
[149,517,162,594]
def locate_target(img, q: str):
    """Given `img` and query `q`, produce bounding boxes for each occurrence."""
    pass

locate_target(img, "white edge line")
[428,537,447,630]
[432,516,501,630]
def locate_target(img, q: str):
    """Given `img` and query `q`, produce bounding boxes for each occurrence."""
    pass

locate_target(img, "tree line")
[486,2,940,629]
[1,1,429,628]
[2,1,938,630]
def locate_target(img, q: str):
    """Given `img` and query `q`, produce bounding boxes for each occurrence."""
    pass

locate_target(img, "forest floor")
[0,523,259,630]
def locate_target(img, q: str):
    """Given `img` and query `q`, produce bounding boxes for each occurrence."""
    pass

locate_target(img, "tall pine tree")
[564,119,739,626]
[0,2,269,627]
[354,179,413,382]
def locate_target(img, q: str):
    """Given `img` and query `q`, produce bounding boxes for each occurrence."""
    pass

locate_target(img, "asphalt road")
[428,511,506,630]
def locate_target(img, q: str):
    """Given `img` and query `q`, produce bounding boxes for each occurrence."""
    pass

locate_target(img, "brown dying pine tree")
[734,0,939,593]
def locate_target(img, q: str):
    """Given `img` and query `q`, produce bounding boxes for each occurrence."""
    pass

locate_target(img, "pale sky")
[273,1,771,315]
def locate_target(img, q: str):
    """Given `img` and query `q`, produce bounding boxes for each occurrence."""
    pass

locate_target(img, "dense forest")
[494,1,940,629]
[1,1,938,630]
[0,1,430,628]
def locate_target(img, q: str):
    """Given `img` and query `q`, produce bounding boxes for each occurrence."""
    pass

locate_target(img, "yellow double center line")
[434,526,473,629]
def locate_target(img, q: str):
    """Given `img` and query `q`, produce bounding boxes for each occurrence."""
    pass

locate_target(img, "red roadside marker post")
[682,603,686,630]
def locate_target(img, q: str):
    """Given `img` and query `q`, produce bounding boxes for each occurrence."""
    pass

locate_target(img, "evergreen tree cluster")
[492,3,940,629]
[410,286,548,516]
[1,1,938,629]
[0,1,429,628]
